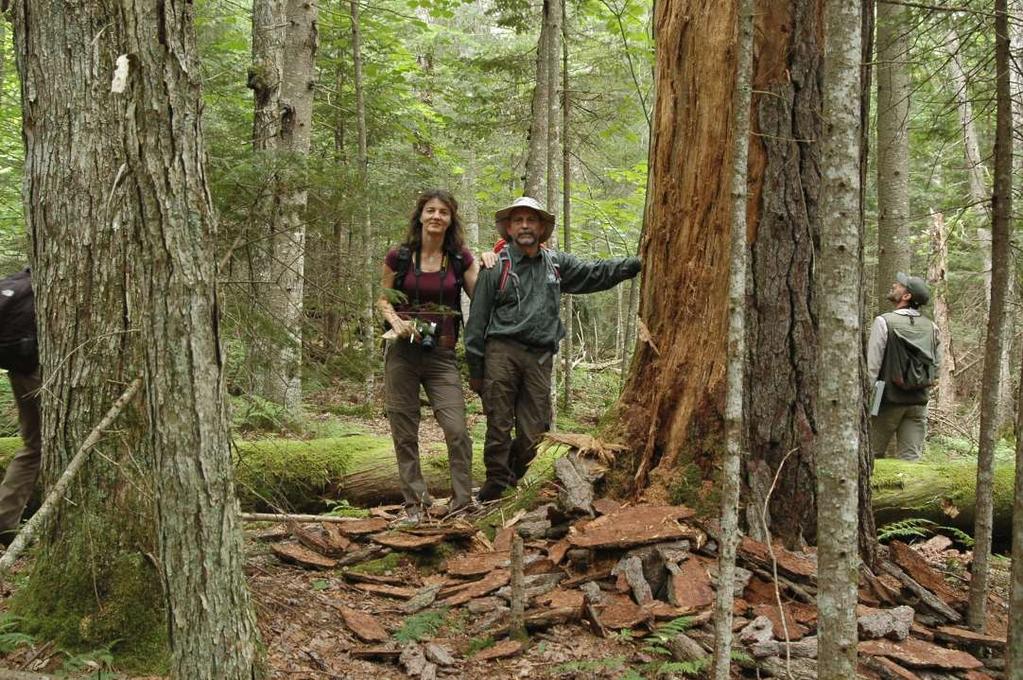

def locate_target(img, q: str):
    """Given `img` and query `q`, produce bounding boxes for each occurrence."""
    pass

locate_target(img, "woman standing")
[377,190,479,521]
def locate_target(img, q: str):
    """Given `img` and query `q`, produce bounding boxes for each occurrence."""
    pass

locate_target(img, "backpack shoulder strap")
[449,247,466,291]
[391,245,412,291]
[541,248,561,281]
[496,246,513,293]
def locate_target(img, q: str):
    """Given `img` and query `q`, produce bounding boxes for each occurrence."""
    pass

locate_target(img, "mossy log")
[872,459,1015,540]
[1,438,1011,536]
[230,435,492,512]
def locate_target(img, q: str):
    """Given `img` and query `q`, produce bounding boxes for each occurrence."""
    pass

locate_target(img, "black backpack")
[386,246,467,332]
[391,245,466,302]
[879,313,937,399]
[0,268,38,374]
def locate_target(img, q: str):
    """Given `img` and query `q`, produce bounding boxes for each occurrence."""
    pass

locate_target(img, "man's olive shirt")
[464,243,641,380]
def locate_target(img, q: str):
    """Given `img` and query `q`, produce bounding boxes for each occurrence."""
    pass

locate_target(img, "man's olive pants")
[0,369,41,537]
[481,338,552,490]
[384,342,473,510]
[870,402,927,461]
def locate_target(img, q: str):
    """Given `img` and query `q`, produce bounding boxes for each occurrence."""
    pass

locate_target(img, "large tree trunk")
[874,0,911,314]
[247,0,315,412]
[268,0,317,410]
[619,0,822,549]
[968,0,1013,631]
[818,0,864,674]
[10,1,261,676]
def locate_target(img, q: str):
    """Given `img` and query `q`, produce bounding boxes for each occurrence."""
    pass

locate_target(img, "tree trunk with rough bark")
[265,0,317,411]
[350,0,374,369]
[1008,379,1023,677]
[523,2,550,199]
[618,0,823,549]
[928,210,956,417]
[968,0,1013,632]
[9,2,262,676]
[248,0,315,412]
[712,0,753,675]
[817,0,863,674]
[858,0,878,571]
[875,0,911,315]
[562,18,573,412]
[947,25,1014,428]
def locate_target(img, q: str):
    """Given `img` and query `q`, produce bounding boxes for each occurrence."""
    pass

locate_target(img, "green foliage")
[876,517,975,548]
[393,608,448,643]
[324,499,371,518]
[348,552,403,575]
[636,616,708,677]
[230,394,298,433]
[552,656,628,675]
[641,615,694,657]
[654,659,709,676]
[0,614,34,654]
[60,642,117,675]
[467,635,495,655]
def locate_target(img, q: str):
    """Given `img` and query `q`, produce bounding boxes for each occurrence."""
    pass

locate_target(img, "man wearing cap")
[867,272,940,461]
[464,197,641,501]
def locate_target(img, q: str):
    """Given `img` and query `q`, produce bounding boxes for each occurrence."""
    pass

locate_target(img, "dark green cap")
[896,272,930,306]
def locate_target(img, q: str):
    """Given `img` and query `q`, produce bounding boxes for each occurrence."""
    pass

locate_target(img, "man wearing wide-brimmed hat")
[464,197,641,501]
[867,272,941,461]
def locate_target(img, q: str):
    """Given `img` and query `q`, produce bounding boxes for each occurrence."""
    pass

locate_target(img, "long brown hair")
[404,189,465,255]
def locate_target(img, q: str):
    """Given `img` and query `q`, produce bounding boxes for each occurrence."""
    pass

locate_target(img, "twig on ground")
[759,447,798,675]
[0,377,143,575]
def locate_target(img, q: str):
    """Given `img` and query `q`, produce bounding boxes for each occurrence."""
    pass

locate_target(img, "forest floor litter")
[0,431,1012,679]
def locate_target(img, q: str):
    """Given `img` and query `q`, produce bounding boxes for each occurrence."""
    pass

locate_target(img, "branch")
[0,377,143,575]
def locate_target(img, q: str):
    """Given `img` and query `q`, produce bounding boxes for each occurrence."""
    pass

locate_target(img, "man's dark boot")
[476,480,507,503]
[511,448,536,482]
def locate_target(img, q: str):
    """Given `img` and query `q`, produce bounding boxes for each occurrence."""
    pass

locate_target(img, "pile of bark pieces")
[255,453,1009,679]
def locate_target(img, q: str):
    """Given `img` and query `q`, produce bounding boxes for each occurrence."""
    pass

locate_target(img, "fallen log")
[231,435,559,512]
[872,459,1014,539]
[1,437,1009,534]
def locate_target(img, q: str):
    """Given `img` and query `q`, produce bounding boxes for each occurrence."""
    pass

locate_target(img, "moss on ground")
[9,538,167,674]
[348,552,403,575]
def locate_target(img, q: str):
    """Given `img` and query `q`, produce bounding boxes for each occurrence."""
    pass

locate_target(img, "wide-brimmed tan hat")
[494,196,556,243]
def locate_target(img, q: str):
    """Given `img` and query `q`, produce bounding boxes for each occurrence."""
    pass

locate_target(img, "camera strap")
[412,249,449,308]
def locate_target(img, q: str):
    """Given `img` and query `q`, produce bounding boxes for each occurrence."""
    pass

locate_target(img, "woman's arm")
[376,263,415,338]
[463,257,481,298]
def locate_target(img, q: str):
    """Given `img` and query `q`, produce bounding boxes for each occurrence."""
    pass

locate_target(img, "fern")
[877,518,937,542]
[877,517,975,547]
[731,649,753,663]
[642,615,695,657]
[60,643,117,674]
[0,615,33,654]
[655,659,709,676]
[942,525,975,548]
[393,609,448,643]
[552,656,627,674]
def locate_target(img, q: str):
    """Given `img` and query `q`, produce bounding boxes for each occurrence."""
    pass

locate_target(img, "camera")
[412,320,438,350]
